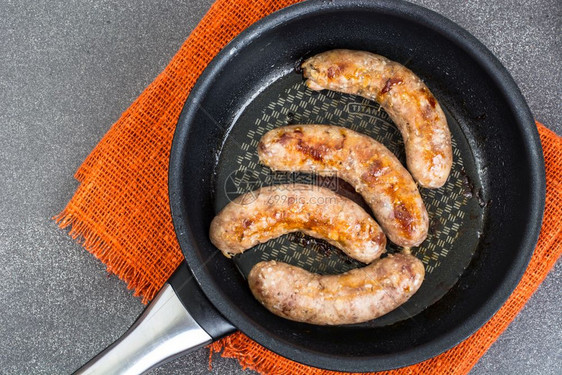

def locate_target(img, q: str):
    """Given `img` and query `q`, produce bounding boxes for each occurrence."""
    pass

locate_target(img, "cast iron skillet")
[76,0,545,373]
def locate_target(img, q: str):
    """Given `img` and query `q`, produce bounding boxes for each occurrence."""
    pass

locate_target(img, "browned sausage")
[248,253,425,325]
[302,49,452,188]
[258,125,428,247]
[210,184,386,264]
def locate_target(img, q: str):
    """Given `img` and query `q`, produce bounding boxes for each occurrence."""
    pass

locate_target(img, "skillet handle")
[74,261,236,375]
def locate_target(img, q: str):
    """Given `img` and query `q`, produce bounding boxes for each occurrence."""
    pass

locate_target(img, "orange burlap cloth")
[56,0,562,373]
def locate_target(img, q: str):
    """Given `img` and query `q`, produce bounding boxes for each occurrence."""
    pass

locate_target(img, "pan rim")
[169,0,546,371]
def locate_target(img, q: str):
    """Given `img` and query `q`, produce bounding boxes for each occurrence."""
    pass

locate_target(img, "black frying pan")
[76,0,545,373]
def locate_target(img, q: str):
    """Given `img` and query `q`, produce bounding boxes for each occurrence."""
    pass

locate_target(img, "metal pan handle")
[74,262,236,375]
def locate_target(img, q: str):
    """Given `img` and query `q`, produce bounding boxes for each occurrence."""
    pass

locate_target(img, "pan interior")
[213,71,485,327]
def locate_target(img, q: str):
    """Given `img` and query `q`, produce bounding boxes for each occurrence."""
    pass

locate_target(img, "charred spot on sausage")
[380,77,404,94]
[394,202,415,233]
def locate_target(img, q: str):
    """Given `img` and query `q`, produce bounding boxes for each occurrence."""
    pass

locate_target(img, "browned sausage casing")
[302,49,452,188]
[210,184,386,264]
[248,253,425,325]
[258,125,429,247]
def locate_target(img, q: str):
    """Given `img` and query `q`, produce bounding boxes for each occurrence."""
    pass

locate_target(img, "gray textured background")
[0,0,560,374]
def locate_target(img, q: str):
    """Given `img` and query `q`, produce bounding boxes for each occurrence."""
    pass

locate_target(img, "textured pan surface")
[214,74,483,326]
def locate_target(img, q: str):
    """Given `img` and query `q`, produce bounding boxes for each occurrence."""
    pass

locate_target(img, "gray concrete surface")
[0,0,560,374]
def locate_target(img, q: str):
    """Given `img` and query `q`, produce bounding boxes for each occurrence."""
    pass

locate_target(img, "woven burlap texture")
[56,0,562,374]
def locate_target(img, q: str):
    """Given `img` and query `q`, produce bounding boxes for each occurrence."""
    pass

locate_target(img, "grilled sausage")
[258,125,428,247]
[248,253,425,325]
[302,49,452,188]
[210,184,386,264]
